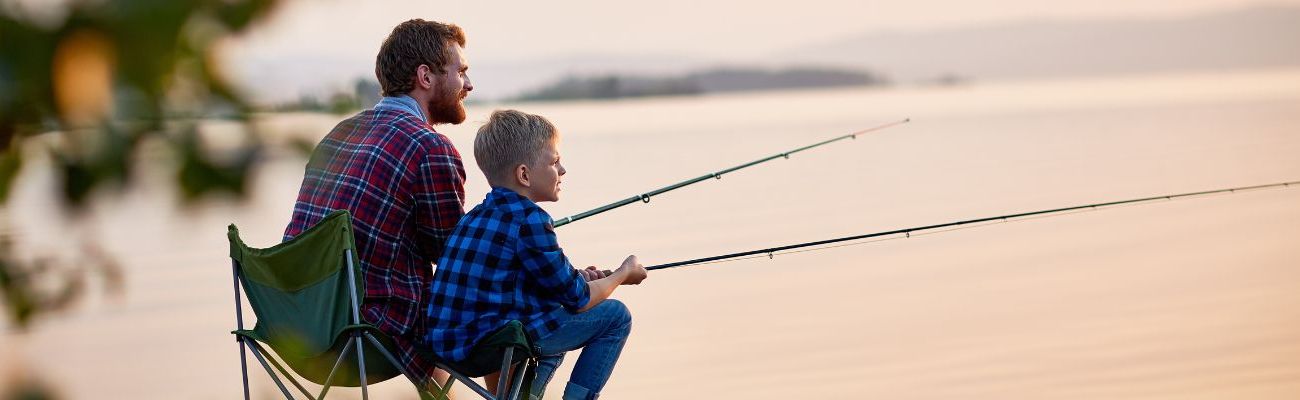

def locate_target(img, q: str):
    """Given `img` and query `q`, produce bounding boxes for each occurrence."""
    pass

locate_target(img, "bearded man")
[283,19,473,388]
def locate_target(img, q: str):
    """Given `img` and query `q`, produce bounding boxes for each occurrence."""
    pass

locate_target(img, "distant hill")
[786,5,1300,82]
[468,53,711,101]
[689,67,887,92]
[231,5,1300,104]
[513,67,885,102]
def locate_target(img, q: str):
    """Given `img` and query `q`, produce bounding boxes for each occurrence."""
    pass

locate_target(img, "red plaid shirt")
[284,108,465,381]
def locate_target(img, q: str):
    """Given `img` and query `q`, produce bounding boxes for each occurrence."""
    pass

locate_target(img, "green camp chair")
[228,209,538,400]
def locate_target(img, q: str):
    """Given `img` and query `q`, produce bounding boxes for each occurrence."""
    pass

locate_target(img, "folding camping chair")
[227,209,538,400]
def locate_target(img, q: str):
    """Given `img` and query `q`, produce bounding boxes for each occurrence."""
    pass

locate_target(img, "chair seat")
[439,320,536,378]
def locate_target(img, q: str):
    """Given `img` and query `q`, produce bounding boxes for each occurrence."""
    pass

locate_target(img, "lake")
[2,68,1299,399]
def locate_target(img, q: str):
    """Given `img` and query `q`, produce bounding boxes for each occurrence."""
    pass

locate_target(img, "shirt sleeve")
[516,210,590,311]
[413,142,466,263]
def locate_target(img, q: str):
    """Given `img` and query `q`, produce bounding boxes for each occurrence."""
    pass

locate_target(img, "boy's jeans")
[529,299,632,400]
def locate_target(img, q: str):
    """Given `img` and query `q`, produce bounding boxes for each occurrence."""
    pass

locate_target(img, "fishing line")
[552,118,911,228]
[646,180,1300,271]
[669,207,1102,268]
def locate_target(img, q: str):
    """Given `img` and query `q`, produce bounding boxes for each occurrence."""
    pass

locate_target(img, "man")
[283,19,472,388]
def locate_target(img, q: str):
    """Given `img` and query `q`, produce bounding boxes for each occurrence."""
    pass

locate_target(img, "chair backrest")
[229,210,401,385]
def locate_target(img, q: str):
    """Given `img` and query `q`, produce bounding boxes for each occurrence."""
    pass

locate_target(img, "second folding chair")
[227,209,537,400]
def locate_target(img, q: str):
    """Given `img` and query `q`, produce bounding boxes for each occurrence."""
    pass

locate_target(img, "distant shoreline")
[509,66,894,103]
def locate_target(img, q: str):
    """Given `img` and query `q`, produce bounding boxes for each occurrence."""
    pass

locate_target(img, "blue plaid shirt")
[426,187,591,362]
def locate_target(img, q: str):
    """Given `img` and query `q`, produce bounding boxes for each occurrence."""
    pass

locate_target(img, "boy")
[426,109,648,400]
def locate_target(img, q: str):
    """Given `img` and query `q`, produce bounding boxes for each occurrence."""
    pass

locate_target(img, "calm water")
[3,69,1299,399]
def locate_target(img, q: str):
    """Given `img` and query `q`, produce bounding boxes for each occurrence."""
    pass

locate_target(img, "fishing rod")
[552,118,911,228]
[647,180,1300,271]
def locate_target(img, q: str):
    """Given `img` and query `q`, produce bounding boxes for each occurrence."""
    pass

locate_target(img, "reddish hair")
[374,19,466,97]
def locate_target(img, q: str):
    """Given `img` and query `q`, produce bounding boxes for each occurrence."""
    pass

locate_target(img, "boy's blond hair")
[474,109,558,186]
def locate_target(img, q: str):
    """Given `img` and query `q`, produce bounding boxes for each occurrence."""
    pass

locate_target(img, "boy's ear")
[514,163,531,188]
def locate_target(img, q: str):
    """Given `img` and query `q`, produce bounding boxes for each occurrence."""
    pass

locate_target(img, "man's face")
[428,44,472,124]
[525,138,565,203]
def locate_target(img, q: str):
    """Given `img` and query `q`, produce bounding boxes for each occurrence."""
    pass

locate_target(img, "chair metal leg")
[356,333,369,400]
[239,340,251,400]
[436,376,456,400]
[343,250,369,400]
[358,331,459,399]
[247,340,316,399]
[361,332,431,390]
[496,347,514,398]
[233,261,251,400]
[505,359,529,400]
[440,366,495,399]
[246,339,297,399]
[317,336,357,399]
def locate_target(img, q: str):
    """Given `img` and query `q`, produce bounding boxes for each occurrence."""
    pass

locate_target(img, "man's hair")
[375,19,466,97]
[475,110,558,185]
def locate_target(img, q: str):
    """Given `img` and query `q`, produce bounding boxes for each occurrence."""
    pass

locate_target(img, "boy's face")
[524,138,565,202]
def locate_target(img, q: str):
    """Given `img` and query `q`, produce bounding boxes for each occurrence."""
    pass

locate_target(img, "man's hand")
[577,266,610,281]
[617,255,647,285]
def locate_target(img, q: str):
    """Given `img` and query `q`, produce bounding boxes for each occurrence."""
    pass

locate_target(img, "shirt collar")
[486,186,552,218]
[373,95,427,123]
[487,186,530,205]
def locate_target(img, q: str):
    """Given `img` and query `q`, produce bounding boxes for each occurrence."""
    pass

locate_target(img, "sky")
[218,0,1298,101]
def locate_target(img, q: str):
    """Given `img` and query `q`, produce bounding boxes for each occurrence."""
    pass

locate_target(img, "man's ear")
[416,64,434,90]
[514,164,531,188]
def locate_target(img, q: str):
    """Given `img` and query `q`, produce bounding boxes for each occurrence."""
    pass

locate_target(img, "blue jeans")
[529,299,632,400]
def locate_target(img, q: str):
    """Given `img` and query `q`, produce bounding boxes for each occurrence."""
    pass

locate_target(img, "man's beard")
[427,80,467,125]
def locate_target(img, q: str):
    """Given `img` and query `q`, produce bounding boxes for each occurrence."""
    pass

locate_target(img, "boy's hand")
[578,266,609,281]
[618,255,648,285]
